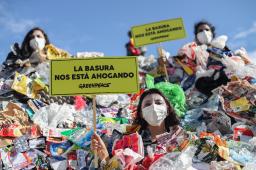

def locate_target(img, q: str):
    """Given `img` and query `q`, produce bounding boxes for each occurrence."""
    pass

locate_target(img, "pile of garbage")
[0,36,256,170]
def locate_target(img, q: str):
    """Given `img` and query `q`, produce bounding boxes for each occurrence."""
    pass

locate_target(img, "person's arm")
[3,52,16,66]
[28,50,47,65]
[91,133,110,169]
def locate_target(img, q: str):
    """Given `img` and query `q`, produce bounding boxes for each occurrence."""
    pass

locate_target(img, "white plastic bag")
[222,55,256,79]
[96,94,119,107]
[243,162,256,170]
[149,146,197,170]
[195,45,209,69]
[211,35,228,49]
[35,62,50,84]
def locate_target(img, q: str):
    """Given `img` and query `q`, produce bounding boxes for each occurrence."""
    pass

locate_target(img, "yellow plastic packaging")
[46,44,71,59]
[11,72,36,98]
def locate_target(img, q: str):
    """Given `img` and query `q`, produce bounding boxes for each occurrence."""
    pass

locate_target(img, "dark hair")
[21,27,50,59]
[128,31,132,38]
[133,88,180,132]
[194,20,216,38]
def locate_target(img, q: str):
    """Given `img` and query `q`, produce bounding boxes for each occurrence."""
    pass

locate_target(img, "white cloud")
[228,40,247,50]
[0,18,36,33]
[233,22,256,40]
[0,2,36,33]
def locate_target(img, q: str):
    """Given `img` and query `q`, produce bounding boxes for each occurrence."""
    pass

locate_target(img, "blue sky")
[0,0,256,63]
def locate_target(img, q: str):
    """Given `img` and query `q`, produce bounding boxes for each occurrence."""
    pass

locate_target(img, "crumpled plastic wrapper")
[202,110,232,135]
[243,162,256,170]
[177,42,209,74]
[61,128,93,148]
[186,89,209,109]
[35,62,50,85]
[224,140,256,166]
[0,79,13,95]
[210,161,238,170]
[183,94,228,133]
[235,47,253,64]
[96,94,130,108]
[211,35,228,49]
[0,147,47,170]
[222,55,256,79]
[214,80,256,124]
[11,72,36,98]
[138,55,156,72]
[46,44,71,59]
[96,95,119,107]
[114,148,144,169]
[32,103,75,129]
[194,45,209,70]
[149,146,197,170]
[0,102,32,137]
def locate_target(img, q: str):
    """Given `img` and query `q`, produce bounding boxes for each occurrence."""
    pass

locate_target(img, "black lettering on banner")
[79,84,83,89]
[150,35,169,41]
[109,65,114,70]
[145,31,156,36]
[135,34,144,38]
[97,73,102,79]
[72,74,76,80]
[152,24,169,31]
[145,27,151,32]
[108,73,112,78]
[91,72,135,79]
[55,74,70,80]
[74,66,83,72]
[84,65,115,71]
[117,73,122,78]
[79,83,111,89]
[129,72,134,78]
[96,73,101,79]
[102,73,107,78]
[72,73,89,80]
[85,66,89,71]
[91,73,96,79]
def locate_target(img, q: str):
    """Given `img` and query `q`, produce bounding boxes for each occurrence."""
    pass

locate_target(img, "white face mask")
[142,104,167,126]
[197,30,213,45]
[29,37,46,50]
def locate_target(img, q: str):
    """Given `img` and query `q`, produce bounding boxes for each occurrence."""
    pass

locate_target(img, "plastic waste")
[196,122,207,136]
[211,35,228,49]
[149,145,197,170]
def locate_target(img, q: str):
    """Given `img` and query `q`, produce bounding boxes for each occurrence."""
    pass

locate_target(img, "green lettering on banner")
[50,57,139,95]
[131,18,186,47]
